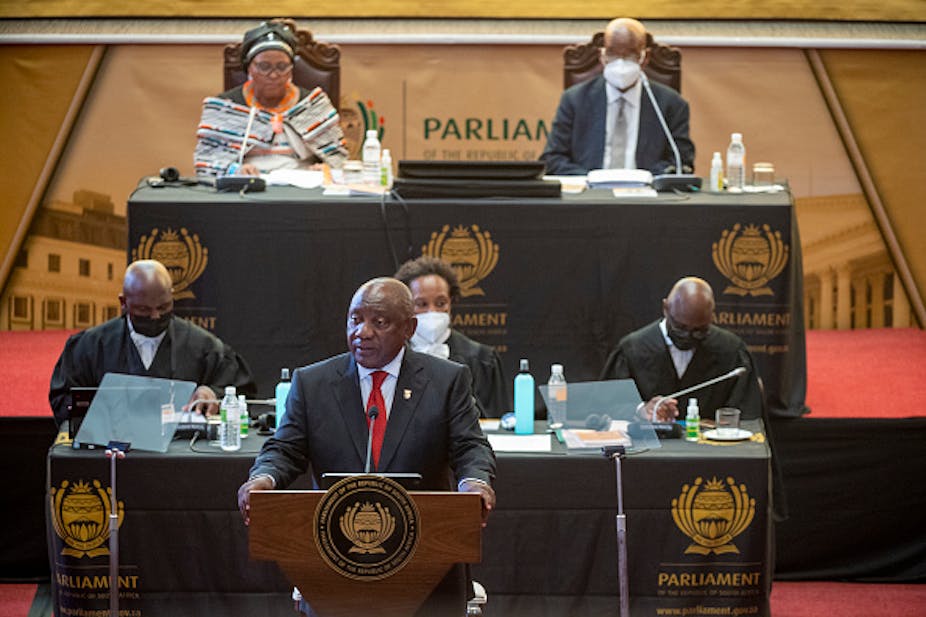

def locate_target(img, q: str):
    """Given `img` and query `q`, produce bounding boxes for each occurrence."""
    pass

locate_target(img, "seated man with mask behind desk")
[49,259,256,430]
[600,276,761,422]
[540,17,694,176]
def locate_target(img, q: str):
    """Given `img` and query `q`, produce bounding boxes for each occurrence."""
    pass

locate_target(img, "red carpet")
[0,584,37,617]
[2,328,925,419]
[805,328,926,418]
[1,582,925,616]
[0,330,74,418]
[769,581,926,616]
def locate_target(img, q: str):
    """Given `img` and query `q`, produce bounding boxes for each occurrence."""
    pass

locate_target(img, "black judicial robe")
[49,316,256,427]
[600,320,762,419]
[448,329,509,418]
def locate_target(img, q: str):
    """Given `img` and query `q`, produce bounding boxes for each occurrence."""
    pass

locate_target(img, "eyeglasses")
[600,50,645,65]
[666,314,710,341]
[252,61,294,76]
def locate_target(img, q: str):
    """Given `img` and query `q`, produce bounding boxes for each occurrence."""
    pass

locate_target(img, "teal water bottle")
[275,368,291,430]
[514,359,535,435]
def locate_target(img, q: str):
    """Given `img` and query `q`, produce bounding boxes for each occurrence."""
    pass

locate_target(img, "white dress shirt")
[127,317,167,370]
[357,347,405,419]
[659,318,694,378]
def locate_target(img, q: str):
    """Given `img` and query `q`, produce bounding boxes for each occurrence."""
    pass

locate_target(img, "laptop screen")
[73,373,197,452]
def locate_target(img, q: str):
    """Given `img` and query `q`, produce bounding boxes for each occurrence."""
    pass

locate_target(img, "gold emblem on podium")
[315,475,419,580]
[49,480,124,558]
[712,223,788,297]
[341,502,395,554]
[672,476,755,555]
[132,227,209,300]
[423,225,499,297]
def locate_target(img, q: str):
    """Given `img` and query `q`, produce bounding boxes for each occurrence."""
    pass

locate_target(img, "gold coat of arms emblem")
[423,225,499,297]
[672,476,755,555]
[712,223,788,297]
[132,227,208,300]
[49,479,124,558]
[315,476,419,580]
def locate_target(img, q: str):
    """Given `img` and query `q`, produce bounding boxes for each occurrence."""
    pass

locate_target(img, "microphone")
[639,74,701,192]
[650,367,748,422]
[364,406,379,474]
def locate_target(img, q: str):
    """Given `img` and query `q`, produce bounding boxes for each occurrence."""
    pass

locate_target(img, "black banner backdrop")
[46,426,772,616]
[127,184,805,418]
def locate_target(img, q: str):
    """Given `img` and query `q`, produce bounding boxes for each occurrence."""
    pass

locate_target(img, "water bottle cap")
[688,397,697,406]
[712,152,722,159]
[238,394,246,402]
[731,132,743,142]
[382,148,391,158]
[551,363,563,374]
[519,358,529,372]
[225,386,236,395]
[281,367,290,380]
[366,130,378,138]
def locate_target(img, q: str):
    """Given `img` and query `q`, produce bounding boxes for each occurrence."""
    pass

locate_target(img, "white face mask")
[603,59,642,91]
[410,311,452,358]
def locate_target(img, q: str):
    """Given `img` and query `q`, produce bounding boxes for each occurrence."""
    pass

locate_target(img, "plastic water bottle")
[237,394,249,439]
[514,359,535,435]
[362,129,381,186]
[220,386,241,451]
[726,133,746,192]
[380,148,394,188]
[547,364,567,430]
[275,368,291,430]
[685,397,700,442]
[709,151,724,192]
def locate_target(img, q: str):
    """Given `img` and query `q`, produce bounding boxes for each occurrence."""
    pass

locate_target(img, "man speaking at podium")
[238,277,496,615]
[540,17,694,175]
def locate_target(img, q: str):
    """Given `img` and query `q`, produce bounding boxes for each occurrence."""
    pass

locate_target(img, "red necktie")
[367,371,388,469]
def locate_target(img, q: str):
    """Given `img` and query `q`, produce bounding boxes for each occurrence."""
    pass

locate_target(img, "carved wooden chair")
[223,18,341,108]
[563,31,682,92]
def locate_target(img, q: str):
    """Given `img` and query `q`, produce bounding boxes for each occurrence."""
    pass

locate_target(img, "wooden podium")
[249,487,482,617]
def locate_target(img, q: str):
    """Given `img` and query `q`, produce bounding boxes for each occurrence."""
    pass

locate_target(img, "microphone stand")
[651,368,747,422]
[105,441,130,617]
[602,445,630,617]
[364,406,379,474]
[641,74,701,192]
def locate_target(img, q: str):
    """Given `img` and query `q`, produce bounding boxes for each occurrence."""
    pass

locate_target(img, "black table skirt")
[127,184,807,420]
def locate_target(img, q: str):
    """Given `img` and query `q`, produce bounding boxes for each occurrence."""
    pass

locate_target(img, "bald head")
[120,260,175,335]
[663,277,715,330]
[603,18,648,61]
[123,260,172,296]
[352,278,415,319]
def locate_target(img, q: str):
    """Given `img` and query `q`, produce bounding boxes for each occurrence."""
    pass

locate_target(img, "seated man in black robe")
[49,259,256,428]
[600,276,761,421]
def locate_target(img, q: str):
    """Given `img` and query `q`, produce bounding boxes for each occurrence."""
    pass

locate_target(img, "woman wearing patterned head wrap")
[194,21,348,177]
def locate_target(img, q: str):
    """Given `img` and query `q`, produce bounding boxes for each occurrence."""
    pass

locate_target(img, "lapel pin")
[403,389,412,400]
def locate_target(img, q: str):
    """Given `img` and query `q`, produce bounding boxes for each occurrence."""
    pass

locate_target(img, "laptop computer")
[72,373,197,453]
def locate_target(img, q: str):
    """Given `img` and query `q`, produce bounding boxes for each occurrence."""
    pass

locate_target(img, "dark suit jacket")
[600,320,761,419]
[448,330,509,418]
[250,349,496,491]
[540,75,694,175]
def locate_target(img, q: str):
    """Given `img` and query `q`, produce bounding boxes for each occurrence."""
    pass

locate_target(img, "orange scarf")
[242,80,300,133]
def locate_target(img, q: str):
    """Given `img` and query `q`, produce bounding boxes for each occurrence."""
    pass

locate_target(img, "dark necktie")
[610,97,627,169]
[367,371,388,469]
